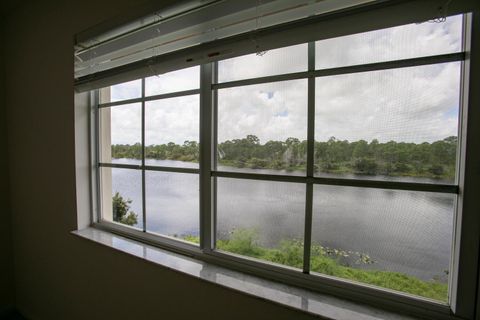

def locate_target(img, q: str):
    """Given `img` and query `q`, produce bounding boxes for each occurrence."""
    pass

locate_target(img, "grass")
[182,229,448,302]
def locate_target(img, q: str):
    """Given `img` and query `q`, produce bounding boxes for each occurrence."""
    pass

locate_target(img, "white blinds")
[74,0,376,90]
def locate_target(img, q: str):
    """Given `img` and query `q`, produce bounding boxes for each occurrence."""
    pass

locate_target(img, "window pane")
[311,185,454,302]
[314,62,460,183]
[100,167,143,230]
[146,171,199,244]
[217,80,307,175]
[315,15,462,70]
[216,178,305,269]
[145,66,200,96]
[145,95,199,168]
[100,104,142,165]
[218,44,307,83]
[100,79,142,103]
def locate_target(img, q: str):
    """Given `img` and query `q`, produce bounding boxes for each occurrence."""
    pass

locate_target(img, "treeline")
[111,135,457,180]
[112,141,199,163]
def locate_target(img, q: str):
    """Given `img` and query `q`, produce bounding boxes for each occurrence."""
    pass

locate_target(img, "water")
[110,158,454,282]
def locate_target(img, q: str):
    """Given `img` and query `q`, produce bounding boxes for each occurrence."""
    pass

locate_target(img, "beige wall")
[0,21,15,315]
[3,1,320,319]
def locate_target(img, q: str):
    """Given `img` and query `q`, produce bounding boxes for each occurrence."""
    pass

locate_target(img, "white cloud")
[145,66,199,96]
[109,79,141,102]
[315,62,461,143]
[109,103,141,145]
[218,80,308,143]
[315,15,461,69]
[145,95,199,145]
[218,43,308,82]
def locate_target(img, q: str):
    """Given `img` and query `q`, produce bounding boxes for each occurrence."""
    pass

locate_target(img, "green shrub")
[182,229,448,301]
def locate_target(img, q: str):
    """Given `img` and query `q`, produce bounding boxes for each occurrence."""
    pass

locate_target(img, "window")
[83,5,478,319]
[98,67,201,242]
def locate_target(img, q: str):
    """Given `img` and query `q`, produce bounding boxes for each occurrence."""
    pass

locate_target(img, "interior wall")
[0,20,15,316]
[3,1,320,319]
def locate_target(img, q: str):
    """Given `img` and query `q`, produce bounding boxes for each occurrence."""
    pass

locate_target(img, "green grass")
[182,229,447,302]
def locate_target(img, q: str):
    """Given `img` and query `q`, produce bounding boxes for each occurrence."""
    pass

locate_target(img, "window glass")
[100,167,143,230]
[146,171,199,244]
[217,80,307,175]
[93,12,468,310]
[216,178,305,269]
[145,95,199,168]
[99,103,142,165]
[315,62,461,183]
[145,66,200,96]
[100,79,142,103]
[311,185,454,302]
[218,44,307,82]
[315,15,462,70]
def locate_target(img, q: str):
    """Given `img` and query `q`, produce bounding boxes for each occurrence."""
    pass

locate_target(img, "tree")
[352,157,378,175]
[112,192,138,226]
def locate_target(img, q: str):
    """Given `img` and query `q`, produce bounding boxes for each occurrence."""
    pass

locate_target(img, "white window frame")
[81,5,480,320]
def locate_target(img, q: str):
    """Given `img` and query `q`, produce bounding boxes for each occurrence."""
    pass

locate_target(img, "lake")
[108,158,454,282]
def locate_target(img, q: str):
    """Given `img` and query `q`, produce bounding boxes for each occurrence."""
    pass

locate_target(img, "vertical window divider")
[303,42,316,274]
[212,62,219,248]
[141,78,147,232]
[93,90,101,223]
[200,63,215,251]
[450,12,479,318]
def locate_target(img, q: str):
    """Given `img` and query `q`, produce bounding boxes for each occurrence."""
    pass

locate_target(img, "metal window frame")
[87,12,478,320]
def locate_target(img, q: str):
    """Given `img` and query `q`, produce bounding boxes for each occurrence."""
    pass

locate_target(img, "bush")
[112,192,138,226]
[352,158,378,175]
[185,229,448,301]
[428,164,444,176]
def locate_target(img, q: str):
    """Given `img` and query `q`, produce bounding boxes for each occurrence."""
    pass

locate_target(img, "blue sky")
[107,15,462,145]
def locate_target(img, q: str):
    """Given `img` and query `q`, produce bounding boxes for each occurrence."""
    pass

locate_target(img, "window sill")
[72,227,420,320]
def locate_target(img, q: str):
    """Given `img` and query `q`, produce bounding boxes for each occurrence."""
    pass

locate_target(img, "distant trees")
[111,135,457,180]
[112,192,138,226]
[314,136,457,180]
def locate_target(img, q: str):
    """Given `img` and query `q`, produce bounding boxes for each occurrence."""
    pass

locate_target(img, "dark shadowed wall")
[0,21,15,316]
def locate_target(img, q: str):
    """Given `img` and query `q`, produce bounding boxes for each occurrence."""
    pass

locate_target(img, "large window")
[92,12,471,317]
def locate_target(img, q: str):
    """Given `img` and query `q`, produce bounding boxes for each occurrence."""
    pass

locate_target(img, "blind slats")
[74,0,376,90]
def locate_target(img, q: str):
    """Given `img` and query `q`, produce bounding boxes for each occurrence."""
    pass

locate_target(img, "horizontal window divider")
[312,52,466,78]
[212,171,458,193]
[99,162,200,173]
[144,165,199,174]
[213,171,306,183]
[212,71,310,90]
[310,177,459,194]
[212,52,465,90]
[99,162,142,170]
[91,220,455,320]
[98,88,200,108]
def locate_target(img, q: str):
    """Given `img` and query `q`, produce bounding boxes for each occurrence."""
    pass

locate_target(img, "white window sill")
[72,227,420,320]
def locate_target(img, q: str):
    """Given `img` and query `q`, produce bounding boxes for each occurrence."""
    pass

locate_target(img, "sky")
[106,15,462,145]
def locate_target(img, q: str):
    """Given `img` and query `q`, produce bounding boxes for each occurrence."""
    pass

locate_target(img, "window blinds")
[74,0,377,92]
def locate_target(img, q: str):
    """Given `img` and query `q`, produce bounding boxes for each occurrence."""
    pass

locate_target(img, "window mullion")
[450,12,480,319]
[303,42,316,274]
[212,62,219,248]
[93,90,101,223]
[200,63,215,251]
[141,78,147,232]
